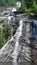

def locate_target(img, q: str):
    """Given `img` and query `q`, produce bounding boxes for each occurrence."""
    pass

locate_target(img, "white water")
[0,36,13,55]
[0,20,23,62]
[12,20,23,62]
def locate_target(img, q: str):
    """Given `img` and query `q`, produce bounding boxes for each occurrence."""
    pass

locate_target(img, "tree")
[31,0,37,13]
[0,0,37,13]
[19,0,26,11]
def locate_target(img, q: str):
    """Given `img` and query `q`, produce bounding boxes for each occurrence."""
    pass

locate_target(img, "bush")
[25,8,32,13]
[0,27,6,48]
[3,24,12,40]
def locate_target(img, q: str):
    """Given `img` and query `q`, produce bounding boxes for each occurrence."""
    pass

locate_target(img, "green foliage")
[32,0,37,13]
[3,24,12,40]
[21,0,26,11]
[19,0,37,13]
[0,27,6,48]
[25,8,32,13]
[0,0,16,6]
[0,24,12,48]
[0,0,37,12]
[25,0,32,8]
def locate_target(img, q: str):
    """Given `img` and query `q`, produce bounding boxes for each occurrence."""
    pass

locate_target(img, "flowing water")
[0,18,37,65]
[0,20,23,62]
[12,20,23,62]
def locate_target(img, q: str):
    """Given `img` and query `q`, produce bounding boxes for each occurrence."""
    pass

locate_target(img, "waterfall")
[12,20,23,62]
[0,20,23,62]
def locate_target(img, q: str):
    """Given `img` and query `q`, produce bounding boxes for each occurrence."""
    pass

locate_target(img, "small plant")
[0,27,6,48]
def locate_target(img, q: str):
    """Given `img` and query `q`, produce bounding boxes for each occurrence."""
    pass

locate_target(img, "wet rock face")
[0,15,37,64]
[11,16,20,35]
[18,19,37,63]
[29,14,37,20]
[18,20,31,62]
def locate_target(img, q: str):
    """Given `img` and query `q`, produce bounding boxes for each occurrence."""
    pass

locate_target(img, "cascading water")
[0,20,23,62]
[12,20,23,62]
